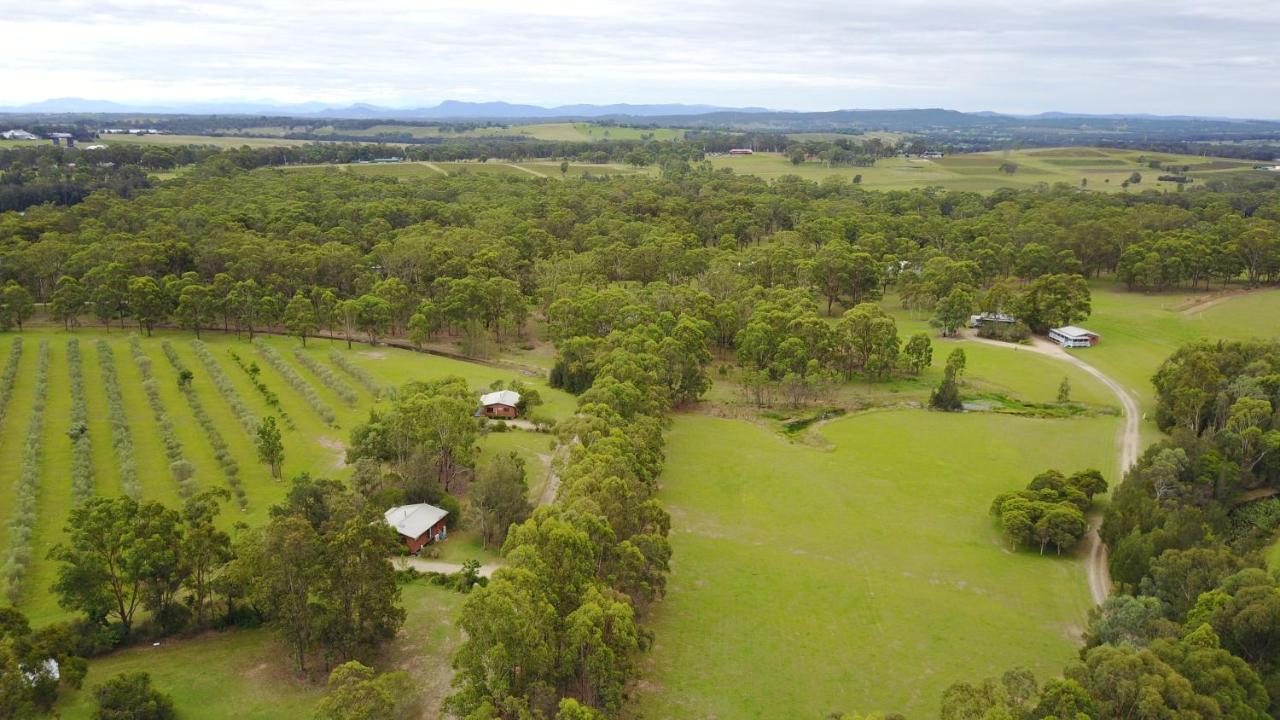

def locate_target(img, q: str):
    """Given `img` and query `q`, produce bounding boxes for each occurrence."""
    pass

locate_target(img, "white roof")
[480,389,520,407]
[384,503,448,539]
[1051,325,1097,338]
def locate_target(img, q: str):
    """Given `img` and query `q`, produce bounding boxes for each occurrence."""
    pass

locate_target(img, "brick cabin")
[479,389,521,419]
[384,503,449,553]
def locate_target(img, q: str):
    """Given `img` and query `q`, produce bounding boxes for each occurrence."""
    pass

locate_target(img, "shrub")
[253,339,336,425]
[67,339,95,502]
[93,671,176,720]
[129,337,197,497]
[329,351,390,398]
[291,346,358,405]
[161,341,246,508]
[96,340,140,499]
[0,337,22,429]
[2,340,49,603]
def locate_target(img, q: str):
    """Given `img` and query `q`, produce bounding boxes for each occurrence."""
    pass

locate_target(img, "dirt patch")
[317,436,347,469]
[1176,288,1250,315]
[358,350,389,360]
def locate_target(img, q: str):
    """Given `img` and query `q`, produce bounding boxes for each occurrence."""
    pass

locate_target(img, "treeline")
[448,289,705,719]
[941,338,1280,718]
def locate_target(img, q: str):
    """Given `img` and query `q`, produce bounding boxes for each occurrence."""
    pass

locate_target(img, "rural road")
[394,557,502,578]
[964,333,1141,605]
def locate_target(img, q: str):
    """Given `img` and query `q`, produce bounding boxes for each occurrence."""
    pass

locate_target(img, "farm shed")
[479,389,521,419]
[1049,326,1100,348]
[969,312,1018,328]
[384,503,449,553]
[728,148,754,155]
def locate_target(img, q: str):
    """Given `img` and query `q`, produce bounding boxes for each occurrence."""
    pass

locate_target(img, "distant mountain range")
[0,98,773,119]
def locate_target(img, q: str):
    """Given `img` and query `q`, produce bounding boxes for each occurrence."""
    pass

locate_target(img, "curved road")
[965,333,1141,605]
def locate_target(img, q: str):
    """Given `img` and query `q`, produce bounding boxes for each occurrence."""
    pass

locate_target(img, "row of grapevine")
[129,336,198,497]
[191,340,258,438]
[291,347,359,405]
[66,339,95,502]
[160,341,247,508]
[253,339,337,425]
[1,341,50,603]
[96,340,141,499]
[328,350,390,399]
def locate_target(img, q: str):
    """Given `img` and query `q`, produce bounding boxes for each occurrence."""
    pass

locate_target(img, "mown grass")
[0,327,571,623]
[636,410,1117,718]
[53,580,464,719]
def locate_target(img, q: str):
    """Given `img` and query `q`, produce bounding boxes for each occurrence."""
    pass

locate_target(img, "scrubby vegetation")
[1,340,49,603]
[96,339,141,499]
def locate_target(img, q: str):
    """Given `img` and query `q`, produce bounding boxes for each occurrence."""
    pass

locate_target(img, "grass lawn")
[635,410,1118,718]
[0,327,571,624]
[53,579,464,719]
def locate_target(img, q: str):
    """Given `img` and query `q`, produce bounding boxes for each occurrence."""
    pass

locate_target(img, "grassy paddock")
[635,410,1117,718]
[53,580,464,719]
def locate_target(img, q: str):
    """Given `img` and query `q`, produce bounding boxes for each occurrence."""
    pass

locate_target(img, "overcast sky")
[3,0,1278,117]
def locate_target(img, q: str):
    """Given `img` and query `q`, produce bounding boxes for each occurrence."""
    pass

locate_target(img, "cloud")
[2,0,1277,116]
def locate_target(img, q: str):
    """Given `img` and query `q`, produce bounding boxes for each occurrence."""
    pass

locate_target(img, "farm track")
[963,332,1140,605]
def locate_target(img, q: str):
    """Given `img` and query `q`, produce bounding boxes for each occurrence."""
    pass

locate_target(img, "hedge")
[161,341,246,508]
[96,340,141,499]
[129,336,198,497]
[1,340,49,603]
[191,339,258,439]
[328,350,390,399]
[67,339,95,503]
[291,346,359,405]
[253,339,336,425]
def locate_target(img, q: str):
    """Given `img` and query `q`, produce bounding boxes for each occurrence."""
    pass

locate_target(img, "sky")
[2,0,1278,117]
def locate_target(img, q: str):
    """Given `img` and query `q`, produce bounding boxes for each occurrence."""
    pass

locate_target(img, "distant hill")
[0,98,772,119]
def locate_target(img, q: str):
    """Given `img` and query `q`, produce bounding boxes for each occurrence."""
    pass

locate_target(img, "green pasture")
[1075,284,1280,432]
[0,327,571,624]
[636,410,1117,718]
[706,147,1260,193]
[100,133,320,148]
[53,580,463,719]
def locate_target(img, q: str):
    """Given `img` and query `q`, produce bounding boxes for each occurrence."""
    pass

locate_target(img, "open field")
[0,328,570,624]
[247,121,686,143]
[1074,284,1280,438]
[99,133,322,148]
[706,147,1261,192]
[53,579,464,719]
[635,410,1117,718]
[280,159,649,180]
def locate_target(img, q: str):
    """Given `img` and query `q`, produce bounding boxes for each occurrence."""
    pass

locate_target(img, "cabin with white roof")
[1049,326,1100,348]
[479,389,521,419]
[384,503,449,553]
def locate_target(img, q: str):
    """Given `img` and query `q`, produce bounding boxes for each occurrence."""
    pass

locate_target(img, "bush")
[2,340,49,603]
[129,337,197,497]
[253,339,336,425]
[93,671,175,720]
[96,340,140,499]
[976,320,1031,343]
[291,346,358,405]
[67,339,95,502]
[161,341,246,508]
